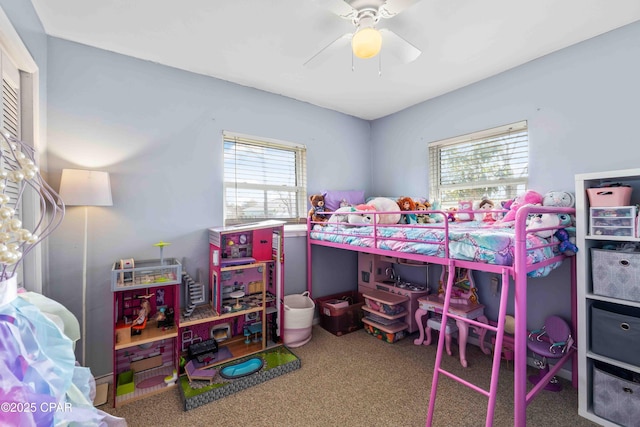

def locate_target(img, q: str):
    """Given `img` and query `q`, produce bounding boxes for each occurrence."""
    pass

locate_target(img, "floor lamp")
[59,169,113,367]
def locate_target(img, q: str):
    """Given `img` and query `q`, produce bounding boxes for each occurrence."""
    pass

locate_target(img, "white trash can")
[283,291,315,348]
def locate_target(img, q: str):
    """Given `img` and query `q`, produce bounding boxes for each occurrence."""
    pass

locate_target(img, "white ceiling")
[30,0,640,120]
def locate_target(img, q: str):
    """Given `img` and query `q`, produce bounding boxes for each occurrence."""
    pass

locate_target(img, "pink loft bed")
[306,204,577,427]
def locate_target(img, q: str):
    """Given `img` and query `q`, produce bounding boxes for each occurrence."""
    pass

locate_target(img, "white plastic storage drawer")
[593,362,640,427]
[590,206,636,237]
[591,248,640,302]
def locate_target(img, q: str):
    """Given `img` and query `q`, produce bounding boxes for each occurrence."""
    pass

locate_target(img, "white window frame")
[223,131,307,225]
[429,121,529,208]
[0,8,43,292]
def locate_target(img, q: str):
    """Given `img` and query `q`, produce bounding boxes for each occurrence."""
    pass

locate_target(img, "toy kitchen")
[357,253,430,334]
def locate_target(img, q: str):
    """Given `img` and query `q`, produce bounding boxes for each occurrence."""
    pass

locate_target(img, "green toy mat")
[179,345,301,411]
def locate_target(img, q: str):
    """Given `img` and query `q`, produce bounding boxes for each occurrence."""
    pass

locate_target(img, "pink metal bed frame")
[306,204,577,427]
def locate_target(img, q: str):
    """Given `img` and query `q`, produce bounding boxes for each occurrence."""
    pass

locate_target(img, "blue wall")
[370,21,640,326]
[43,38,371,375]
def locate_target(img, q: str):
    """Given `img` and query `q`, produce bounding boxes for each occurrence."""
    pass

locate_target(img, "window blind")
[1,52,23,285]
[223,132,307,225]
[429,121,528,207]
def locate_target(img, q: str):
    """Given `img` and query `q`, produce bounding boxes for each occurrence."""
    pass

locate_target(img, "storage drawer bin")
[591,302,640,365]
[363,322,406,343]
[591,248,640,302]
[593,362,640,427]
[316,291,364,336]
[587,186,633,207]
[590,206,637,237]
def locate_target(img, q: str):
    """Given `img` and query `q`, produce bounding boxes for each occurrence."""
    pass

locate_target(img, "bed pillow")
[322,190,365,212]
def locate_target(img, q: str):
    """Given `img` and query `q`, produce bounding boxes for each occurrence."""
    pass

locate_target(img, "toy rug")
[136,375,166,389]
[179,345,300,411]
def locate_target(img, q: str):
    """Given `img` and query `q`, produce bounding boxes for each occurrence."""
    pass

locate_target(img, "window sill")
[284,224,307,238]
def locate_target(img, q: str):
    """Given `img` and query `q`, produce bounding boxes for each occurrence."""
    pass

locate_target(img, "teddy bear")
[308,194,328,223]
[397,196,417,224]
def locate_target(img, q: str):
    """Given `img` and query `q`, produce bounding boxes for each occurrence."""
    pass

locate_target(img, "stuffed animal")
[500,190,544,223]
[526,213,560,238]
[367,197,401,224]
[543,190,576,227]
[555,228,578,256]
[308,194,328,222]
[447,207,457,222]
[347,204,376,225]
[397,196,417,224]
[542,191,575,208]
[456,200,474,221]
[327,206,354,223]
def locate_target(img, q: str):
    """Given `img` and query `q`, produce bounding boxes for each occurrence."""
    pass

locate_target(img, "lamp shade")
[59,169,113,206]
[352,27,382,59]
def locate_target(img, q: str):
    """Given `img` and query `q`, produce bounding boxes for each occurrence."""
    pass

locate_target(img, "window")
[1,48,23,286]
[429,121,528,208]
[223,132,307,225]
[0,9,42,292]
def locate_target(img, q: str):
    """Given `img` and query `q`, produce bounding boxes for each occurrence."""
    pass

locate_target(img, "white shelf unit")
[575,168,640,426]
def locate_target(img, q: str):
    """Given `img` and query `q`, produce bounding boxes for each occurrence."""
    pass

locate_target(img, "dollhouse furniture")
[527,315,574,392]
[184,360,217,384]
[307,203,577,426]
[414,294,490,367]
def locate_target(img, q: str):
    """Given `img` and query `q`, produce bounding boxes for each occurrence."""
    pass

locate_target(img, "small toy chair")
[527,315,574,391]
[184,360,217,385]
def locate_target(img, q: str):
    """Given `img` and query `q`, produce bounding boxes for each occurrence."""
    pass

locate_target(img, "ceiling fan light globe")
[352,27,382,59]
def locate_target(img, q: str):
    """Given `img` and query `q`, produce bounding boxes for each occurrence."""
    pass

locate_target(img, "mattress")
[310,221,562,277]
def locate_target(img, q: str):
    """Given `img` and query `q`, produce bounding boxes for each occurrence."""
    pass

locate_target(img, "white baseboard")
[94,374,112,385]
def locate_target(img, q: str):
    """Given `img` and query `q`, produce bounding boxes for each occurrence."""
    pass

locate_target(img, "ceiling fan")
[304,0,422,68]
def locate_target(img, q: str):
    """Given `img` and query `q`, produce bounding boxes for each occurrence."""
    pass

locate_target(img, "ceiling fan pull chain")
[378,52,382,77]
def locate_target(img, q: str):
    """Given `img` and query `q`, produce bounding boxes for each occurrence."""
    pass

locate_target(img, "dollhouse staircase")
[425,264,510,427]
[182,271,205,318]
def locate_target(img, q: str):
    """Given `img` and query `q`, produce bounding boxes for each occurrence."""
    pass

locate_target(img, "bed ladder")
[426,265,511,427]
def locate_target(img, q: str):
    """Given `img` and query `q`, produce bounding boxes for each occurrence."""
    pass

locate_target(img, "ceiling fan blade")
[303,33,353,68]
[380,28,421,63]
[379,0,422,18]
[311,0,357,19]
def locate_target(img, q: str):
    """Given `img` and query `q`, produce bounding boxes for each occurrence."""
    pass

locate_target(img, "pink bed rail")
[306,204,577,426]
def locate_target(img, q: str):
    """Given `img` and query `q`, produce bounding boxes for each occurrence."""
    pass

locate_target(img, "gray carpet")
[101,325,598,427]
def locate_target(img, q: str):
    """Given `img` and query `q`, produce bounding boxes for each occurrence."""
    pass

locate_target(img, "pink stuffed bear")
[500,190,543,223]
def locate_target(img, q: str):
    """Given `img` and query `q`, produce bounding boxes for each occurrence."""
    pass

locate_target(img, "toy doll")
[415,202,434,224]
[397,196,417,224]
[478,197,496,222]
